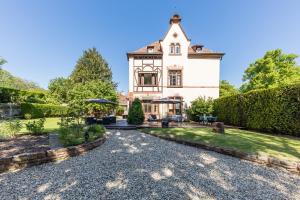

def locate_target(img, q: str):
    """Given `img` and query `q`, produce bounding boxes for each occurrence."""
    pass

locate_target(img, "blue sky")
[1,0,300,92]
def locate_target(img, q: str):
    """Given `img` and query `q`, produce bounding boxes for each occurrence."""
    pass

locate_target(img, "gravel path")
[0,130,299,200]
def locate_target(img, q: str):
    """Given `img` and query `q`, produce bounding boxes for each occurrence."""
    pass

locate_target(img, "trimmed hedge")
[0,87,46,103]
[214,84,300,137]
[20,103,69,119]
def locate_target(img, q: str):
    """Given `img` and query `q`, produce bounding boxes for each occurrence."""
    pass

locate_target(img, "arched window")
[175,43,180,54]
[170,43,175,54]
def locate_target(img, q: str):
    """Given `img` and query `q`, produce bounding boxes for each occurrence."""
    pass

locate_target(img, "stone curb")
[0,136,106,173]
[143,131,300,174]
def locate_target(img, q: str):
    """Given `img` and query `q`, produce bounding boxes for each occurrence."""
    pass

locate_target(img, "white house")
[127,14,224,119]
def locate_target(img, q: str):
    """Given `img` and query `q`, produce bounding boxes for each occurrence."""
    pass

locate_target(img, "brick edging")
[143,131,300,174]
[0,136,106,173]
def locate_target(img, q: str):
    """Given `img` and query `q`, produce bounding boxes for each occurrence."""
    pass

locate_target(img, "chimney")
[169,14,181,24]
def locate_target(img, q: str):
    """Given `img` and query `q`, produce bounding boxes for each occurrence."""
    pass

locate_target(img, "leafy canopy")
[48,77,72,104]
[68,80,118,117]
[187,96,214,121]
[240,49,300,92]
[220,80,239,97]
[70,48,113,84]
[0,57,6,67]
[0,69,42,90]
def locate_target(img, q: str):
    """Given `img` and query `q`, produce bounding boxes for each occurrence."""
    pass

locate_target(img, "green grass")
[20,117,60,133]
[142,128,300,163]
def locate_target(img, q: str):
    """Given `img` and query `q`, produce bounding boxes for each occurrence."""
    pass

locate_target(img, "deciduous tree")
[220,80,239,97]
[240,49,300,92]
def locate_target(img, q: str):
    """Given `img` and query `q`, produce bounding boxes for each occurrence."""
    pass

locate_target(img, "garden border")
[0,135,106,173]
[142,130,300,174]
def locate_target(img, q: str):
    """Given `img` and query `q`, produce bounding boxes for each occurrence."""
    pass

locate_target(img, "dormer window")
[147,46,154,53]
[170,43,180,55]
[196,47,202,53]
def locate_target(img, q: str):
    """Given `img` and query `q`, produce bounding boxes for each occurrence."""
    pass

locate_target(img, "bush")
[25,118,45,134]
[0,119,22,138]
[20,103,68,119]
[0,87,46,103]
[187,97,214,122]
[58,125,84,146]
[127,98,144,125]
[58,119,105,147]
[24,113,32,120]
[213,84,300,136]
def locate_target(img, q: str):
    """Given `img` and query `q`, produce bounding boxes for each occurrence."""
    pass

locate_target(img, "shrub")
[20,103,68,119]
[24,113,32,120]
[25,118,45,134]
[0,119,22,138]
[127,98,144,125]
[213,84,300,136]
[58,125,84,146]
[58,122,105,147]
[187,97,214,121]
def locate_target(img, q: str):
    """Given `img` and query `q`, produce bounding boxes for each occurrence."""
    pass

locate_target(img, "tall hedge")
[213,84,300,136]
[20,103,68,119]
[0,87,46,103]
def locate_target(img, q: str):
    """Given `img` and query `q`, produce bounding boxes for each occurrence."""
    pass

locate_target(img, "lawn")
[20,117,60,133]
[142,128,300,163]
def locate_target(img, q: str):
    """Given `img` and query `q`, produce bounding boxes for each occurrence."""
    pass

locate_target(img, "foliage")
[58,117,105,147]
[214,84,300,136]
[48,77,72,104]
[70,48,113,84]
[240,49,300,92]
[0,87,46,103]
[0,69,42,90]
[0,119,22,138]
[67,80,118,117]
[116,106,125,116]
[25,118,45,135]
[0,57,6,67]
[142,128,300,162]
[20,103,68,119]
[127,98,144,125]
[220,80,239,97]
[24,113,32,120]
[186,97,214,121]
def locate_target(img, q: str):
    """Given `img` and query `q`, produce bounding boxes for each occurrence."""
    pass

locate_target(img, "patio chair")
[207,116,217,125]
[147,114,157,122]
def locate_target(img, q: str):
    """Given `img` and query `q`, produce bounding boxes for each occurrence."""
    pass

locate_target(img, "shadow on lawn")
[0,130,299,199]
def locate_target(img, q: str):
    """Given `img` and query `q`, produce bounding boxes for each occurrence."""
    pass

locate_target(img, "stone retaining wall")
[0,136,106,173]
[144,131,300,174]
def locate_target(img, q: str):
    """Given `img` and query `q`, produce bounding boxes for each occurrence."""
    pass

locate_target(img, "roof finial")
[169,14,181,24]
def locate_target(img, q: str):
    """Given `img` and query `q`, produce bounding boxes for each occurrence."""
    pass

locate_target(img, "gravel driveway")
[0,130,299,200]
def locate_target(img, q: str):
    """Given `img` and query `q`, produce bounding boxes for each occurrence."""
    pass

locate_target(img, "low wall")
[0,136,106,173]
[144,131,300,174]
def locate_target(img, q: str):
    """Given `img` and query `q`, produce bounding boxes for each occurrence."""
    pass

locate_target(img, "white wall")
[128,21,221,113]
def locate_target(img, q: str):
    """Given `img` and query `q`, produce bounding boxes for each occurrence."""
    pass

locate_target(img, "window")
[170,43,180,55]
[196,47,202,53]
[175,44,180,54]
[170,44,175,54]
[142,100,152,113]
[168,96,182,115]
[168,70,182,87]
[138,72,158,86]
[147,47,154,53]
